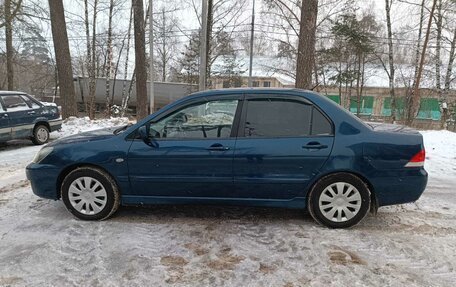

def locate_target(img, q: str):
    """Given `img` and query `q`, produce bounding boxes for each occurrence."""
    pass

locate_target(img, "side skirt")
[121,195,307,209]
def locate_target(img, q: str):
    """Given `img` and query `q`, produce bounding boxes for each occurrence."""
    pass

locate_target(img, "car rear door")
[232,94,334,200]
[127,95,242,198]
[0,99,11,142]
[1,94,38,139]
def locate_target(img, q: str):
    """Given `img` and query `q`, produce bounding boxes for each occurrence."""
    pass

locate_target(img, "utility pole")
[199,0,208,91]
[149,0,155,113]
[248,0,255,87]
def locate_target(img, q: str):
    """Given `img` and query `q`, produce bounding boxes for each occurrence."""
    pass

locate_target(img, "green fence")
[326,95,341,104]
[382,97,440,120]
[349,96,374,115]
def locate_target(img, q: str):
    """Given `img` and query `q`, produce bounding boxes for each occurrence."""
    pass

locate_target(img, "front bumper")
[26,163,60,200]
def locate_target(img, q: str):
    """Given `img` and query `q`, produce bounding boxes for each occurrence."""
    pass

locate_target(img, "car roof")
[0,91,27,95]
[186,88,319,101]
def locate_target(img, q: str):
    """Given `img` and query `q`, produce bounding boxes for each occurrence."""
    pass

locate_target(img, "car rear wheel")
[61,167,120,220]
[32,125,50,145]
[308,173,371,228]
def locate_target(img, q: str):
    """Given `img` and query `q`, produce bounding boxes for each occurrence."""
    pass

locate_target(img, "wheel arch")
[33,121,50,132]
[56,163,120,199]
[307,170,378,214]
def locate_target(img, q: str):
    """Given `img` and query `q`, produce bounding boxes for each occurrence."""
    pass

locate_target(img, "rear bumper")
[48,119,63,132]
[372,168,428,207]
[26,163,60,200]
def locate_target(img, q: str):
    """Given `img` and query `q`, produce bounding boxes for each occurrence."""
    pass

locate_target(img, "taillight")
[405,149,425,167]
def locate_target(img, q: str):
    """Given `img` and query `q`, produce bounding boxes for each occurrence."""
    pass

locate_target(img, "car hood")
[47,126,121,146]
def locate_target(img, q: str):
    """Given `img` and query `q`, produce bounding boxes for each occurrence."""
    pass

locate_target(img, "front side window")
[149,99,239,139]
[0,101,4,112]
[244,99,312,137]
[1,95,30,112]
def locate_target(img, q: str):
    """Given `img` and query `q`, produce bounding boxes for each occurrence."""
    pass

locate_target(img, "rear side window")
[311,107,332,135]
[244,99,312,137]
[21,95,40,109]
[1,95,30,112]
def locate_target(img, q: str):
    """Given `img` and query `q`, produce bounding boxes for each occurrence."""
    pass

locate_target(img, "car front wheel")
[61,167,120,220]
[308,173,371,228]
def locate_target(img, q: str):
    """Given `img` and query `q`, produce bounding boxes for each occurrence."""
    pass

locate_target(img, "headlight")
[32,146,54,163]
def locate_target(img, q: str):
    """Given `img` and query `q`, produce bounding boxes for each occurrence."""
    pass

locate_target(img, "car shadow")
[0,138,56,151]
[111,204,313,224]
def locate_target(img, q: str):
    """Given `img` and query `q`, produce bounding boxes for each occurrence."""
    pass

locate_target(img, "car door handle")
[1,114,8,118]
[206,144,230,151]
[303,142,328,150]
[27,111,36,115]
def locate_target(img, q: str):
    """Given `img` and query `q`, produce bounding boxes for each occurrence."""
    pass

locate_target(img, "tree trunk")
[408,0,437,126]
[161,8,167,82]
[48,0,77,118]
[357,55,363,117]
[442,25,456,129]
[295,0,318,89]
[121,5,133,115]
[5,0,14,90]
[435,0,444,128]
[132,0,148,120]
[385,0,396,123]
[105,0,115,117]
[84,0,98,119]
[205,0,213,87]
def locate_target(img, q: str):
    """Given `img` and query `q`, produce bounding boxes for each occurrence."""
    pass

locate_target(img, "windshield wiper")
[113,124,131,135]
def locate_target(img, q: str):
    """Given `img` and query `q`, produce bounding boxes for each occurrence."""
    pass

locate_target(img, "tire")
[61,167,120,220]
[308,173,371,228]
[32,124,50,145]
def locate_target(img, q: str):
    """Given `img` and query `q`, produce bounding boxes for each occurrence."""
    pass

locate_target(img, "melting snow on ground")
[0,118,455,286]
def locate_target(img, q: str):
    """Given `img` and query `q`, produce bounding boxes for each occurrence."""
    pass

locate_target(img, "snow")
[56,116,130,138]
[0,119,455,286]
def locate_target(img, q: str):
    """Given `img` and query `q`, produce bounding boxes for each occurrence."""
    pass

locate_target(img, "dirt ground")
[1,141,455,287]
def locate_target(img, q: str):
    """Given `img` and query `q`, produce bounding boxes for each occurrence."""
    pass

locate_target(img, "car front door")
[127,95,242,198]
[232,94,335,200]
[1,94,37,139]
[0,99,11,142]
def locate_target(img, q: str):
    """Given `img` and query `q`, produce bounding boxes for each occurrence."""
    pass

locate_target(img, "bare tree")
[132,0,148,120]
[2,0,23,90]
[385,0,396,122]
[120,5,133,116]
[48,0,77,118]
[408,0,437,125]
[84,0,99,119]
[154,6,179,82]
[105,0,116,117]
[442,13,456,128]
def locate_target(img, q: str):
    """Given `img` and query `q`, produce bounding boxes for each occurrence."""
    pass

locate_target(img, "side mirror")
[138,124,159,147]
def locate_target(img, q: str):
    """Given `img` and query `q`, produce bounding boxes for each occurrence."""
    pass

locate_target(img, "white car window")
[2,95,31,112]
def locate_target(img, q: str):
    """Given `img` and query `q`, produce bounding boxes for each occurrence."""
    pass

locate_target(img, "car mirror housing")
[138,125,158,147]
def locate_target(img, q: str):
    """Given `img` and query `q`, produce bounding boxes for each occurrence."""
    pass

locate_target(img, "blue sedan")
[26,88,427,228]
